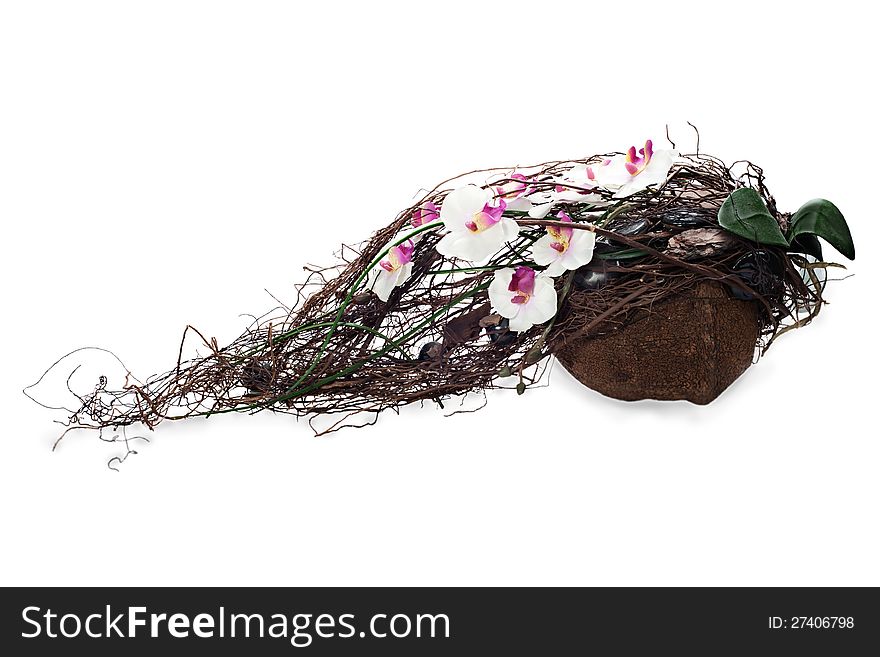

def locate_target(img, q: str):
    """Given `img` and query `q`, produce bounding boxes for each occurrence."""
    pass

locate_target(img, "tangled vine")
[27,142,840,455]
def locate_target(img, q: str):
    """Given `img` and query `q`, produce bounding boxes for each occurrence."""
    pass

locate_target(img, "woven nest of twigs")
[36,148,832,448]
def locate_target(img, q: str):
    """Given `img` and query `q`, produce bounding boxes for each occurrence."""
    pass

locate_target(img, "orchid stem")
[277,222,439,393]
[595,248,648,260]
[204,274,489,416]
[271,282,492,401]
[524,270,575,367]
[427,263,532,275]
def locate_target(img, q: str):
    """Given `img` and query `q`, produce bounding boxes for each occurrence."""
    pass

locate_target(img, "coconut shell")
[554,282,759,405]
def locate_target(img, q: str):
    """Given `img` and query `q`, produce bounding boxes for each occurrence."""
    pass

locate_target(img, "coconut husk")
[555,282,758,404]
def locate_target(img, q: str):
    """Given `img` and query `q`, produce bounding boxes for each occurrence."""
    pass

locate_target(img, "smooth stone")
[730,250,784,300]
[418,341,443,361]
[606,216,651,236]
[661,210,714,228]
[484,318,518,347]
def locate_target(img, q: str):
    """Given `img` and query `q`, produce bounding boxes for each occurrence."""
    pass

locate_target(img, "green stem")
[283,282,490,400]
[597,202,633,226]
[278,222,439,395]
[594,248,648,260]
[524,270,574,365]
[252,321,413,360]
[203,282,491,417]
[427,263,532,275]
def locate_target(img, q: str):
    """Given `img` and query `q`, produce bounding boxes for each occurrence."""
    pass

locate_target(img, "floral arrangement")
[27,136,855,460]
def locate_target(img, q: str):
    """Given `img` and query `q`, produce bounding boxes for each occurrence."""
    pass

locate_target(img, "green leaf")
[787,199,855,260]
[788,233,823,261]
[718,188,789,247]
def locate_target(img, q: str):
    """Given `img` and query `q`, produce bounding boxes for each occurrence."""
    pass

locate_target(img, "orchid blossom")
[488,266,557,332]
[436,185,520,262]
[588,139,677,198]
[411,201,439,228]
[532,211,596,276]
[552,164,602,202]
[495,173,533,212]
[370,240,415,302]
[521,166,607,218]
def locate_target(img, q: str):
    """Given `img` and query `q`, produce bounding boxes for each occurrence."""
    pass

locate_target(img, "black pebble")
[661,210,714,228]
[418,341,443,361]
[484,318,518,347]
[606,216,651,236]
[730,250,784,300]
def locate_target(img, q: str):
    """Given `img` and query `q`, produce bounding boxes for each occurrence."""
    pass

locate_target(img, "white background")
[1,1,877,586]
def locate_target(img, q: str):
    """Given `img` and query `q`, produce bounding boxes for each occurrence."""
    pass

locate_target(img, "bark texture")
[555,282,759,404]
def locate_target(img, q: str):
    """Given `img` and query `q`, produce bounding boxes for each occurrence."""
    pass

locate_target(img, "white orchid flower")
[523,165,609,218]
[526,191,558,218]
[494,173,534,212]
[552,164,600,201]
[370,240,415,302]
[532,211,596,276]
[588,139,677,198]
[488,266,557,332]
[436,185,520,262]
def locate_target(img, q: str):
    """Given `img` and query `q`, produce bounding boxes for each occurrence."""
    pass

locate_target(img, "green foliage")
[718,190,855,261]
[718,188,789,247]
[788,233,823,260]
[788,199,855,260]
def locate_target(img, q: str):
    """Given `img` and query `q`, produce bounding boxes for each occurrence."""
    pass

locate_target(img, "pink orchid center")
[411,201,439,228]
[379,241,414,272]
[548,212,574,253]
[624,139,654,177]
[508,266,536,305]
[465,199,506,233]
